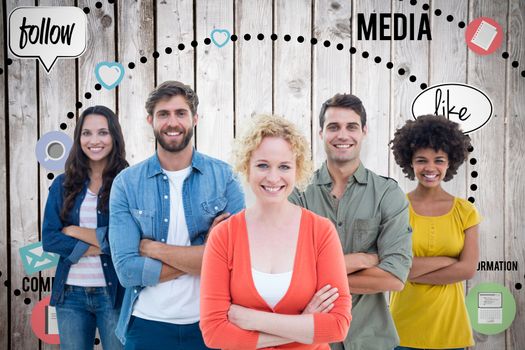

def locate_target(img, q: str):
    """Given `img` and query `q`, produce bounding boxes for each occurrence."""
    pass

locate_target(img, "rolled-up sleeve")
[42,177,89,264]
[200,222,259,349]
[312,219,352,343]
[109,174,162,288]
[376,182,413,282]
[224,171,246,215]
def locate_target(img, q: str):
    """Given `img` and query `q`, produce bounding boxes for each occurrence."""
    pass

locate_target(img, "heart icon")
[211,29,231,48]
[95,62,125,90]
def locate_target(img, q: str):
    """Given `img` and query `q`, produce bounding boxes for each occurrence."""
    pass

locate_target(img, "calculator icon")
[478,292,503,324]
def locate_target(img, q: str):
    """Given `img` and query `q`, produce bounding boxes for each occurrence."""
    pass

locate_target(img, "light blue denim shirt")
[109,150,245,344]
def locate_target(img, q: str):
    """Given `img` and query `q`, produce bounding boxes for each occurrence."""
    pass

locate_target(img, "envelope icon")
[19,241,59,275]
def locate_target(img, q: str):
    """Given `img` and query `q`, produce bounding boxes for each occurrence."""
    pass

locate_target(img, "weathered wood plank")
[0,1,8,349]
[235,0,273,206]
[37,1,76,349]
[390,0,430,190]
[195,0,234,161]
[78,0,117,110]
[273,0,312,142]
[117,0,155,165]
[505,0,525,349]
[352,0,390,176]
[429,0,468,200]
[156,0,194,87]
[312,0,352,167]
[467,1,508,349]
[7,0,40,348]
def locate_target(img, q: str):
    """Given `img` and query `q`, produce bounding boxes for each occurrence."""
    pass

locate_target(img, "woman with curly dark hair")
[42,106,128,350]
[388,115,481,350]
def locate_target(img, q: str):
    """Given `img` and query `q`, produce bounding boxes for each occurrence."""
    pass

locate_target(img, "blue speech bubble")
[95,61,125,90]
[211,29,231,48]
[35,131,73,171]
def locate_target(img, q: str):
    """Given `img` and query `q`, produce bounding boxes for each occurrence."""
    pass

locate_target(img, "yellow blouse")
[390,197,481,348]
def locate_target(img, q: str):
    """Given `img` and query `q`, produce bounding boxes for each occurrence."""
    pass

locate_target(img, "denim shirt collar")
[146,148,205,178]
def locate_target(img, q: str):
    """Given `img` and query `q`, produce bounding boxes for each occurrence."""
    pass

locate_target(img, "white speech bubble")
[9,6,87,73]
[411,82,493,134]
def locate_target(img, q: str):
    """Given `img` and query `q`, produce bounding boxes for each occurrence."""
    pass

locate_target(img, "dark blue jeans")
[124,316,210,350]
[55,285,122,350]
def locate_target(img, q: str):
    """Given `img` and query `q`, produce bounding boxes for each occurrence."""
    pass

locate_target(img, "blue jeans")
[124,316,210,350]
[395,347,464,350]
[56,285,122,350]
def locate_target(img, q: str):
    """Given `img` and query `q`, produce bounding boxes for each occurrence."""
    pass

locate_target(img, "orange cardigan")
[200,208,352,350]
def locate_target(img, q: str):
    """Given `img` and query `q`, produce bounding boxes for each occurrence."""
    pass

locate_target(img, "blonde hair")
[233,115,313,190]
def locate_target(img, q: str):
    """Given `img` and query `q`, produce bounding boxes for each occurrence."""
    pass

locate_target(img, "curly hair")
[390,115,471,182]
[61,106,128,221]
[233,115,313,190]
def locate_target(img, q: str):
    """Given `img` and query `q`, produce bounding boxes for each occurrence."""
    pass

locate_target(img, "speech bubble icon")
[411,82,493,134]
[9,6,87,73]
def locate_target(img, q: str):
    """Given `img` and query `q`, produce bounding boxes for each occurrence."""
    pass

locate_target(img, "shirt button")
[139,210,143,214]
[97,210,101,214]
[134,289,138,293]
[163,176,167,180]
[214,206,219,211]
[108,282,112,286]
[164,195,168,199]
[337,222,343,227]
[161,239,165,242]
[103,263,107,267]
[164,218,168,222]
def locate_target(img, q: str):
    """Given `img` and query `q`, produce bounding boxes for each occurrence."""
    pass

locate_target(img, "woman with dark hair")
[42,105,128,350]
[389,115,481,350]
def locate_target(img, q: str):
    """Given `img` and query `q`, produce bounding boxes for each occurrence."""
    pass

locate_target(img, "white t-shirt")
[132,166,201,324]
[251,268,292,308]
[66,189,106,287]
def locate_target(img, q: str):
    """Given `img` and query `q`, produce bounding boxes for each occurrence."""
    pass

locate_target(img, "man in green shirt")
[289,93,412,350]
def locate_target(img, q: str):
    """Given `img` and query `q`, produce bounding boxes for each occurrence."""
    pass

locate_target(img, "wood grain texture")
[78,0,117,110]
[505,1,525,349]
[37,0,77,347]
[117,0,155,165]
[156,0,194,86]
[273,0,312,142]
[312,0,352,167]
[390,0,430,191]
[430,0,468,199]
[352,0,391,176]
[235,0,273,206]
[0,1,7,349]
[195,0,234,161]
[467,1,509,349]
[7,0,40,348]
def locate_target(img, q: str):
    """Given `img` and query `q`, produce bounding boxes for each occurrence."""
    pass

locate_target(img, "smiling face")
[412,148,449,188]
[147,95,197,153]
[320,107,367,166]
[80,114,113,165]
[248,137,297,205]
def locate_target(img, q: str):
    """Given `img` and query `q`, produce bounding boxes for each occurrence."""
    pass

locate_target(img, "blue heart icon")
[95,62,125,90]
[211,29,231,48]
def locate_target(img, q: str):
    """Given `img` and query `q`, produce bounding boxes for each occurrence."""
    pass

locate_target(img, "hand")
[62,225,75,237]
[83,245,101,256]
[302,284,339,314]
[140,239,160,258]
[228,304,256,330]
[205,212,231,242]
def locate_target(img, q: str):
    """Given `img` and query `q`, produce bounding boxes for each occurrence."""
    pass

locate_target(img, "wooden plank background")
[1,0,524,349]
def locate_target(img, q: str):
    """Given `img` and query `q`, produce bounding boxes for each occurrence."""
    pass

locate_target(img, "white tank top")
[251,268,292,308]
